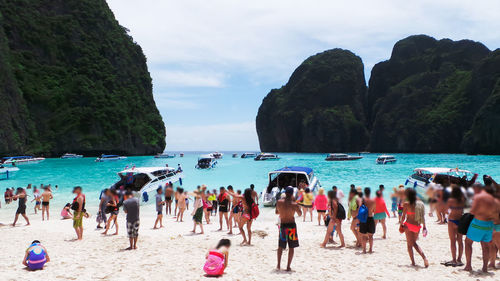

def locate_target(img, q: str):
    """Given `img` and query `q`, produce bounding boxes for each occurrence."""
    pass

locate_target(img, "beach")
[0,202,498,281]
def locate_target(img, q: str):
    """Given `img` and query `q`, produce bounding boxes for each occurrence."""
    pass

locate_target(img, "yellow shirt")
[303,193,314,206]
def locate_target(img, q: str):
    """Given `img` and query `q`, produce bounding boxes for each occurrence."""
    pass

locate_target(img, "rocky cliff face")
[0,0,166,156]
[256,49,369,152]
[256,35,500,154]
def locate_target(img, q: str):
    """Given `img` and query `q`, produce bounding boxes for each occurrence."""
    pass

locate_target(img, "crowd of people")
[3,175,500,276]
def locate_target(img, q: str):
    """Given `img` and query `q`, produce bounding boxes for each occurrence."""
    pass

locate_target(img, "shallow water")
[1,152,499,209]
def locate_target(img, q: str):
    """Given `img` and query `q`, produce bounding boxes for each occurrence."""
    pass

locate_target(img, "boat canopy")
[273,166,313,175]
[199,154,214,159]
[414,167,471,174]
[119,167,175,176]
[2,156,34,159]
[377,155,395,158]
[101,154,120,158]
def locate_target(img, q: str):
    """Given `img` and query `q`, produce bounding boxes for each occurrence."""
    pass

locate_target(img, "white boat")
[95,154,127,162]
[61,153,83,159]
[110,167,183,203]
[406,167,478,190]
[241,152,256,158]
[195,154,217,169]
[0,165,19,180]
[376,155,397,164]
[154,153,176,158]
[262,166,321,207]
[211,152,223,159]
[2,156,45,165]
[325,153,363,161]
[254,153,280,161]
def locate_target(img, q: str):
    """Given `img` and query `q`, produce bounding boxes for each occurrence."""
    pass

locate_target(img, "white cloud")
[165,122,259,151]
[152,70,225,88]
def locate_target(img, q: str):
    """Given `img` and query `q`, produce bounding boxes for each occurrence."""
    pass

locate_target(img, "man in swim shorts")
[72,186,85,240]
[464,183,497,272]
[123,190,140,250]
[217,187,229,231]
[276,187,302,271]
[41,187,53,221]
[359,187,376,254]
[164,184,174,215]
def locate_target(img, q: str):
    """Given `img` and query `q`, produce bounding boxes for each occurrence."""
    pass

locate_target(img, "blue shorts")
[467,218,493,242]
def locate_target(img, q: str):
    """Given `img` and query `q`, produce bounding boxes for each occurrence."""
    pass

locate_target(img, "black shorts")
[219,205,228,213]
[42,201,49,206]
[317,210,326,213]
[359,217,376,234]
[16,206,26,214]
[279,222,299,249]
[157,210,162,215]
[165,197,172,202]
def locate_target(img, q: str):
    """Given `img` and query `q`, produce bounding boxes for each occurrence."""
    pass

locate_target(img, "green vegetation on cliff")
[0,0,165,156]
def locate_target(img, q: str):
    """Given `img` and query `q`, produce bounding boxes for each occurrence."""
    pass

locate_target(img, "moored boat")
[61,153,83,159]
[95,154,127,162]
[254,153,279,161]
[211,152,223,159]
[325,153,363,161]
[376,155,397,164]
[2,156,45,165]
[232,153,239,158]
[196,154,217,169]
[154,153,176,158]
[241,152,256,158]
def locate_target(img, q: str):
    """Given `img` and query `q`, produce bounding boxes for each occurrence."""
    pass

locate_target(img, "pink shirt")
[314,194,328,211]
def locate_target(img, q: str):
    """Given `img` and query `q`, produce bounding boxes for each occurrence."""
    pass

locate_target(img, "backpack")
[358,204,368,223]
[251,203,260,219]
[336,202,346,220]
[458,213,474,235]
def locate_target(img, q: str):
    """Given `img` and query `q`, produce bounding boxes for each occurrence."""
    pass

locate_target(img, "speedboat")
[95,154,127,162]
[2,156,45,165]
[154,153,176,158]
[232,153,239,158]
[196,154,217,169]
[241,152,256,158]
[376,155,397,164]
[211,152,223,159]
[254,153,279,161]
[262,166,321,207]
[61,153,83,159]
[406,167,478,189]
[110,167,183,203]
[0,165,19,180]
[325,153,363,161]
[180,153,184,157]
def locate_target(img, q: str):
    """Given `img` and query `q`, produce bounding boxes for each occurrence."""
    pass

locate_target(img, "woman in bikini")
[102,189,119,235]
[321,190,345,248]
[227,188,255,245]
[445,185,465,266]
[401,188,429,267]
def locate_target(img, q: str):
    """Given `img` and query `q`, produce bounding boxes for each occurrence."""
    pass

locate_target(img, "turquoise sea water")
[1,152,499,210]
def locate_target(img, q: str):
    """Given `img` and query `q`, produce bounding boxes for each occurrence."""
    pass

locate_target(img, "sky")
[107,0,500,151]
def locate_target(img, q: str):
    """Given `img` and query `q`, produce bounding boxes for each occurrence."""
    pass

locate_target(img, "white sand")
[0,203,498,281]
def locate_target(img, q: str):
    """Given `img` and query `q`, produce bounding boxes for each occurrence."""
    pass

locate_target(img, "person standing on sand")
[464,183,496,272]
[41,187,53,221]
[31,187,41,214]
[302,188,314,222]
[314,188,328,225]
[401,188,428,268]
[72,186,85,240]
[12,188,30,226]
[374,190,390,239]
[444,185,465,267]
[102,189,119,235]
[487,177,500,269]
[192,190,204,234]
[174,187,180,216]
[154,187,165,229]
[332,186,344,204]
[347,189,362,247]
[390,188,398,218]
[176,188,187,222]
[164,184,174,215]
[276,187,302,271]
[96,188,109,229]
[123,190,140,250]
[227,189,256,245]
[217,187,229,231]
[250,184,259,204]
[321,190,345,248]
[359,187,376,254]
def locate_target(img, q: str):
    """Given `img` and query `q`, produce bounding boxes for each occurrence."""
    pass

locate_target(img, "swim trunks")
[467,218,493,242]
[35,201,41,206]
[127,220,140,238]
[165,196,172,202]
[193,207,203,223]
[232,206,240,214]
[157,210,163,215]
[373,212,386,220]
[359,217,375,234]
[279,222,299,249]
[73,212,83,228]
[42,201,49,206]
[16,206,26,214]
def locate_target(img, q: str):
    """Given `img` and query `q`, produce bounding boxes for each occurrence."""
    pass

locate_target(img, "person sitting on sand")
[176,188,187,222]
[154,187,165,229]
[464,183,496,272]
[22,240,50,270]
[314,188,328,225]
[444,185,465,267]
[12,188,30,227]
[123,190,140,250]
[276,187,302,271]
[374,190,390,239]
[192,190,205,234]
[61,203,73,219]
[401,188,428,268]
[203,239,231,276]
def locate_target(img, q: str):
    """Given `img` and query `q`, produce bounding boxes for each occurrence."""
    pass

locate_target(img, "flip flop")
[441,261,455,266]
[454,262,464,267]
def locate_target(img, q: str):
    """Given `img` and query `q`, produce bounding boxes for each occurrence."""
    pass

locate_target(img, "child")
[61,203,73,219]
[22,240,50,270]
[204,239,231,276]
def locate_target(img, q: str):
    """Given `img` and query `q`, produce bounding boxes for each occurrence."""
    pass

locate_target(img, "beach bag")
[458,213,474,235]
[336,203,346,220]
[251,203,260,219]
[203,250,225,276]
[358,204,368,223]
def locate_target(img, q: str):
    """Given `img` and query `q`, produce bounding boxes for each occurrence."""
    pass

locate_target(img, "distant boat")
[180,153,184,157]
[95,154,127,162]
[2,156,45,165]
[376,155,397,164]
[0,165,19,180]
[241,152,256,158]
[232,153,239,158]
[61,153,83,159]
[211,152,223,159]
[254,153,279,161]
[325,153,363,161]
[196,154,217,169]
[154,153,176,158]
